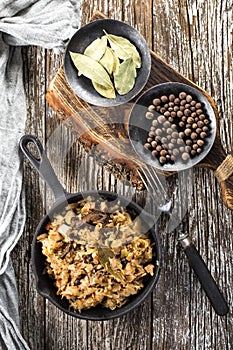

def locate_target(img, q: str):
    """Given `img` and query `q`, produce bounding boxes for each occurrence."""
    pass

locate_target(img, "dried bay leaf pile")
[69,30,141,98]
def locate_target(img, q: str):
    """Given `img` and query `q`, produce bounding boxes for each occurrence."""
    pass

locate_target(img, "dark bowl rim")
[31,190,162,321]
[63,18,151,107]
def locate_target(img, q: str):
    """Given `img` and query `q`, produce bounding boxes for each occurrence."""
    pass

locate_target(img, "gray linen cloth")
[0,1,80,348]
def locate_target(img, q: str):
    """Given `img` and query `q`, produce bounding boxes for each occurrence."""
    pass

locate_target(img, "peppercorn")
[191,132,197,140]
[151,140,157,148]
[160,149,167,156]
[151,150,158,157]
[186,95,192,103]
[172,148,179,156]
[171,111,177,118]
[159,156,166,164]
[179,92,187,99]
[179,121,185,128]
[169,94,175,101]
[191,150,196,156]
[145,112,154,119]
[163,120,171,128]
[197,139,204,147]
[196,109,203,115]
[179,146,185,153]
[158,115,166,123]
[184,109,191,116]
[177,138,184,145]
[160,107,166,114]
[168,116,174,122]
[155,129,162,136]
[200,132,207,138]
[148,105,155,111]
[153,98,161,106]
[164,111,170,118]
[171,131,179,138]
[184,128,192,136]
[148,131,155,137]
[182,152,190,161]
[180,100,186,106]
[187,117,194,124]
[161,95,168,103]
[197,120,204,127]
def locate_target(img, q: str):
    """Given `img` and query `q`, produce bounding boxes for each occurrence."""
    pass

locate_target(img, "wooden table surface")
[12,1,233,349]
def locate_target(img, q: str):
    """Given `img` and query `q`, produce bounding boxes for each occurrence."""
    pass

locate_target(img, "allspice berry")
[158,115,166,123]
[153,98,161,106]
[146,112,154,119]
[182,152,190,161]
[151,150,158,156]
[161,95,168,103]
[179,92,187,99]
[159,156,167,163]
[148,105,155,111]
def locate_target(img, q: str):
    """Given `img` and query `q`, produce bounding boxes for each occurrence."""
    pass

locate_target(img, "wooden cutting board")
[46,11,233,210]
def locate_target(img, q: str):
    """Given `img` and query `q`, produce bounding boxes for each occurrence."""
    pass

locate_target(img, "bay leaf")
[98,246,125,283]
[92,81,116,99]
[114,57,137,95]
[84,36,107,61]
[69,52,114,88]
[99,46,115,75]
[110,48,120,75]
[103,30,141,68]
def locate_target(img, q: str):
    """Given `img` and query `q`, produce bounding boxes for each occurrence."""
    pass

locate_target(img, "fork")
[138,164,229,316]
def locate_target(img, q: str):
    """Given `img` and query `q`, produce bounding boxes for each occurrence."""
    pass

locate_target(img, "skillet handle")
[19,135,67,202]
[178,234,229,316]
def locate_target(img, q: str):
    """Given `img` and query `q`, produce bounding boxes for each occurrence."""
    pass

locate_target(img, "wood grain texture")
[11,1,233,350]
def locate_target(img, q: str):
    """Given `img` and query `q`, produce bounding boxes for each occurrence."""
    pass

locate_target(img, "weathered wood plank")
[11,46,47,350]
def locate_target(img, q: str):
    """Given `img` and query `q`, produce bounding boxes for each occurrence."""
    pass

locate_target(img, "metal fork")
[138,164,229,316]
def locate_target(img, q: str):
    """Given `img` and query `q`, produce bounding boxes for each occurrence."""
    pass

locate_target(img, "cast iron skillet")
[19,135,162,321]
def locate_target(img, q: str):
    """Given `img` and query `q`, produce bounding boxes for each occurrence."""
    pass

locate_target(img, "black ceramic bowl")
[63,19,151,107]
[128,82,217,172]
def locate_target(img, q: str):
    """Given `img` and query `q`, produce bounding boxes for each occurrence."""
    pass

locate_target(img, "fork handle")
[178,234,229,316]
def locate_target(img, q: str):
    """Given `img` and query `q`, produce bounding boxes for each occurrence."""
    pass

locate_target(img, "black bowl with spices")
[63,19,151,107]
[128,82,216,171]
